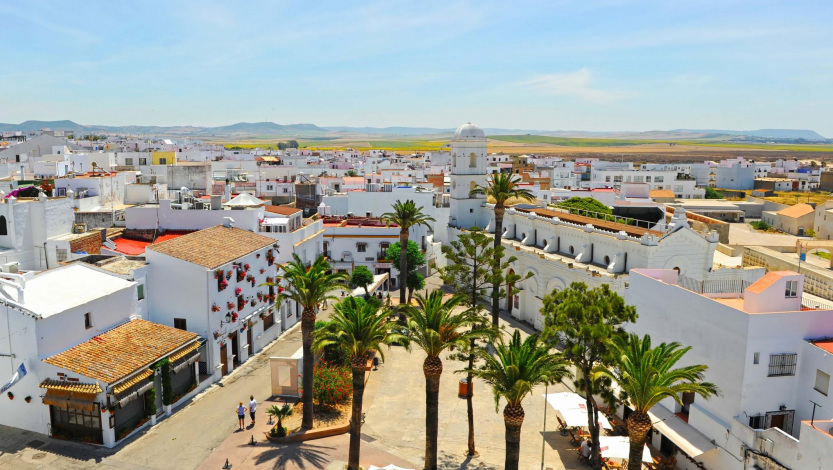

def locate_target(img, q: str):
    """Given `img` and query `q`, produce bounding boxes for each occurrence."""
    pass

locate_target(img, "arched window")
[0,216,7,236]
[452,153,457,167]
[469,181,476,193]
[469,152,477,168]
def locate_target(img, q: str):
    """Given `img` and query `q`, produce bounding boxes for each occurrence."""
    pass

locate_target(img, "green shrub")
[145,387,157,417]
[750,221,770,231]
[312,362,352,407]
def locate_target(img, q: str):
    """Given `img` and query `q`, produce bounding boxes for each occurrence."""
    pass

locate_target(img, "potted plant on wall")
[24,395,31,403]
[7,392,13,400]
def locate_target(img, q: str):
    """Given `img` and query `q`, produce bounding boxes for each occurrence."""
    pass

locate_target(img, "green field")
[224,140,448,152]
[489,135,833,152]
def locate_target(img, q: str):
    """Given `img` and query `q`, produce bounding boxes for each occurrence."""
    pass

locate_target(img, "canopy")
[223,193,266,207]
[368,466,415,470]
[558,407,612,430]
[647,405,718,457]
[545,392,587,411]
[598,436,652,463]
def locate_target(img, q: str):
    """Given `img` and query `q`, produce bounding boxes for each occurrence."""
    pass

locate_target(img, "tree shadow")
[252,442,333,469]
[437,451,493,469]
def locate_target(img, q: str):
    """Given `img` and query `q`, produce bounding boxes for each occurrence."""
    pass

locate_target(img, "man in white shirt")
[249,395,257,425]
[580,439,591,458]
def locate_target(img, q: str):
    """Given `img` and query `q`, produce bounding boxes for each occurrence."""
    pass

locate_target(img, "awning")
[350,273,390,297]
[39,378,102,395]
[598,436,651,463]
[648,405,718,457]
[558,407,612,430]
[42,390,98,412]
[169,342,200,363]
[113,369,153,396]
[260,156,278,162]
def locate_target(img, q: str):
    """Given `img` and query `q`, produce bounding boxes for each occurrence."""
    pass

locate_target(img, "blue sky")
[2,0,832,136]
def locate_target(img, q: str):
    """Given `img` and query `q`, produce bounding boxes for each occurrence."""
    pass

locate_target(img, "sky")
[1,0,832,136]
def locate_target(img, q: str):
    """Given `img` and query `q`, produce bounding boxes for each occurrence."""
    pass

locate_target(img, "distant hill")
[0,120,826,141]
[673,128,827,140]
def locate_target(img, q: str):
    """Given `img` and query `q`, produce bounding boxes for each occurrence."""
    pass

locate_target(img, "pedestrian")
[236,401,246,430]
[249,395,257,425]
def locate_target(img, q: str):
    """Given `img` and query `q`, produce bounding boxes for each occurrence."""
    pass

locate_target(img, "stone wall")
[69,231,102,255]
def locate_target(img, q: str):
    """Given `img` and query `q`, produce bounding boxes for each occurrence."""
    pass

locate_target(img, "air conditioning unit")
[2,262,20,273]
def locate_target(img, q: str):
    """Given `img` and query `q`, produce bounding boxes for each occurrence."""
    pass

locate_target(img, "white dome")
[454,122,486,141]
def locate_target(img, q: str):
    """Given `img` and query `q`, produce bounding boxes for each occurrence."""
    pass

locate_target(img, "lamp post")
[541,381,548,470]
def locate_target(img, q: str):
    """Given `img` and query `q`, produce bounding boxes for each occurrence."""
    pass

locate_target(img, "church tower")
[449,122,488,229]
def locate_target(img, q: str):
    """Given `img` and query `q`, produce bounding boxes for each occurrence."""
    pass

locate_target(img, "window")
[815,370,830,396]
[84,312,92,329]
[283,188,288,193]
[266,185,273,191]
[768,353,797,377]
[357,243,367,253]
[56,248,68,262]
[174,318,187,331]
[785,280,798,298]
[262,311,275,330]
[125,158,133,165]
[159,158,167,164]
[633,176,643,183]
[613,176,623,183]
[137,284,145,300]
[469,153,477,168]
[139,157,147,165]
[655,176,664,183]
[646,176,651,182]
[753,352,760,364]
[605,176,611,182]
[748,414,765,429]
[0,216,6,236]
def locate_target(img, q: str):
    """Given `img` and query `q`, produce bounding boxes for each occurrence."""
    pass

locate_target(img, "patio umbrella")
[598,436,652,463]
[368,466,416,470]
[544,392,587,411]
[558,407,612,430]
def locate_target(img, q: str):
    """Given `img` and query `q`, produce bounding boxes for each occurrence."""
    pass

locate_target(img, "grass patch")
[812,250,831,260]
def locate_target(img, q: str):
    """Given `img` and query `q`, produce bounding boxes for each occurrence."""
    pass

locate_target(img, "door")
[229,332,239,367]
[770,414,785,430]
[247,324,254,356]
[765,410,794,435]
[220,343,228,375]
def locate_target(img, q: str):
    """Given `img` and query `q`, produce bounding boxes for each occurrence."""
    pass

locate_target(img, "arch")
[604,255,611,266]
[469,152,477,168]
[507,268,516,310]
[569,245,574,255]
[452,153,457,167]
[545,278,566,296]
[469,181,476,193]
[662,255,691,276]
[0,215,6,236]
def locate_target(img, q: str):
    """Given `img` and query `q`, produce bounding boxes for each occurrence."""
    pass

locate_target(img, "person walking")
[248,395,257,426]
[236,402,246,430]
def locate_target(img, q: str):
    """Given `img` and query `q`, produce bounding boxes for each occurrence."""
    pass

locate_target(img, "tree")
[439,227,511,455]
[349,266,374,298]
[314,297,407,470]
[346,170,358,177]
[595,334,718,470]
[266,404,293,437]
[704,187,724,199]
[404,290,488,470]
[555,196,612,216]
[471,330,570,470]
[277,142,288,150]
[406,271,425,303]
[380,201,435,307]
[470,174,534,325]
[270,254,348,430]
[541,283,637,470]
[287,139,299,149]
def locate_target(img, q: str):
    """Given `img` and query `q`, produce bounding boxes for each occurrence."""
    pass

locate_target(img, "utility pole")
[541,382,548,470]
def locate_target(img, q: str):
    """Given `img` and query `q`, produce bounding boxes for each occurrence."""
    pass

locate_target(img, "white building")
[626,268,833,470]
[0,264,202,448]
[449,123,489,229]
[145,225,289,381]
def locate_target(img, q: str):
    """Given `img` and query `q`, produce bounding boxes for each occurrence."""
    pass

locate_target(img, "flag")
[0,363,26,393]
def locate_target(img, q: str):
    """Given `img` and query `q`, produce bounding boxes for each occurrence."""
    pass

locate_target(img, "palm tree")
[470,174,534,325]
[313,297,408,470]
[272,254,348,430]
[405,290,490,470]
[381,200,435,308]
[266,404,293,437]
[594,334,719,470]
[471,330,569,470]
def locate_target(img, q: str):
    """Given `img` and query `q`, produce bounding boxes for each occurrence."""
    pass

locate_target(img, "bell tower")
[449,122,488,229]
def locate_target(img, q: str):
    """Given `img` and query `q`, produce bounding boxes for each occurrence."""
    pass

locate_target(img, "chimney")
[224,179,231,202]
[210,195,222,210]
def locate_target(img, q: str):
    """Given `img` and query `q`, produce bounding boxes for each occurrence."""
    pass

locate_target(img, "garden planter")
[164,405,172,416]
[150,414,157,425]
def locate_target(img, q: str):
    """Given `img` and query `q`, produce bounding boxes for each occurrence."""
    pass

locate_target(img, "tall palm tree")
[594,334,719,470]
[381,200,435,307]
[470,174,534,325]
[405,290,489,470]
[471,330,569,470]
[272,254,347,430]
[313,297,408,470]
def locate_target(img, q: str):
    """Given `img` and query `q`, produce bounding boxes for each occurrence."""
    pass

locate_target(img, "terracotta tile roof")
[112,369,153,395]
[146,225,276,269]
[650,189,675,199]
[43,319,199,385]
[745,271,796,294]
[264,205,302,216]
[812,340,833,354]
[777,203,814,219]
[39,378,103,394]
[168,342,200,362]
[516,207,662,237]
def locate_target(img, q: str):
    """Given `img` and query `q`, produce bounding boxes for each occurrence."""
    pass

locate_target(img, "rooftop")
[777,203,814,219]
[43,319,198,385]
[0,264,135,318]
[112,231,192,256]
[264,205,302,216]
[516,206,662,237]
[147,225,276,269]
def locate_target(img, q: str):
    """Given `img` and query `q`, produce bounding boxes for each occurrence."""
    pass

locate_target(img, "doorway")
[765,410,794,434]
[247,323,254,356]
[229,332,240,367]
[220,343,228,376]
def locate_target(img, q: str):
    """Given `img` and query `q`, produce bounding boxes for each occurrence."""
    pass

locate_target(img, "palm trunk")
[423,356,443,470]
[301,307,316,430]
[399,230,408,307]
[466,340,475,456]
[490,206,505,325]
[347,361,367,470]
[503,404,525,470]
[625,411,652,470]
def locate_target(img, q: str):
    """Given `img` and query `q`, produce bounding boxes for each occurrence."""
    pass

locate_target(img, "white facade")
[449,123,489,229]
[626,268,833,470]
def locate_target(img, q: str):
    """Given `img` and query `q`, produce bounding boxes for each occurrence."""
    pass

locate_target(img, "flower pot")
[150,414,157,426]
[164,404,172,416]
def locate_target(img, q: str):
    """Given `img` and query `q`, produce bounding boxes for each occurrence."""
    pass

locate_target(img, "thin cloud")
[519,69,629,103]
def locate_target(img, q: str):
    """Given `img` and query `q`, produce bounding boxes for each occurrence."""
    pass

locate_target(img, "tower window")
[469,153,477,168]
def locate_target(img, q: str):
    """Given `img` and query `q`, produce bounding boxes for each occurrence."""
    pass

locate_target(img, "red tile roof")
[147,225,276,269]
[745,271,796,294]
